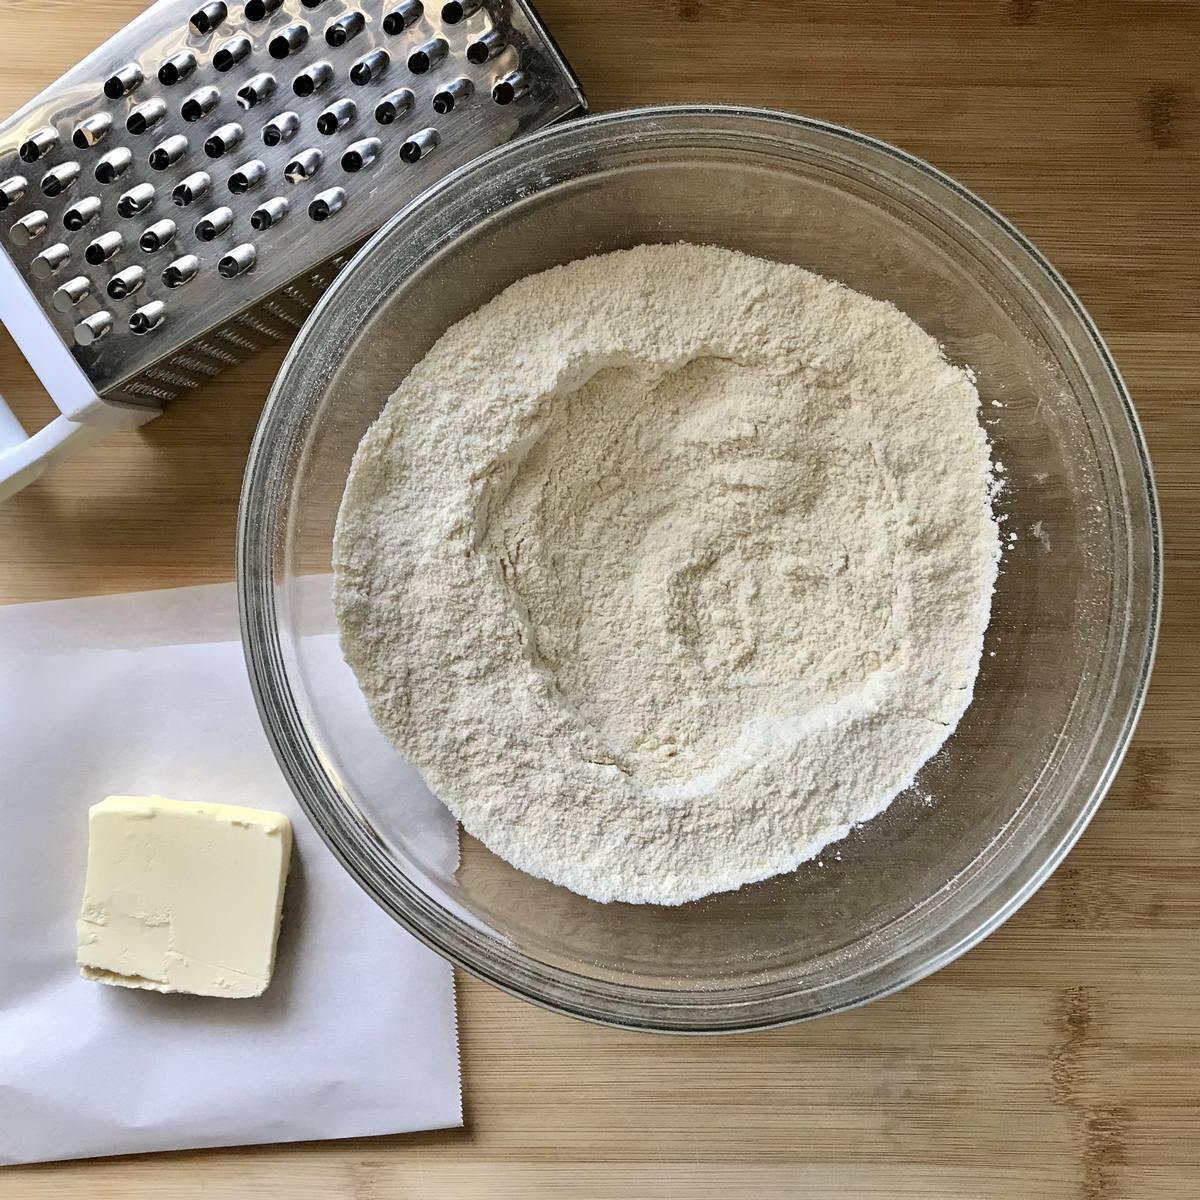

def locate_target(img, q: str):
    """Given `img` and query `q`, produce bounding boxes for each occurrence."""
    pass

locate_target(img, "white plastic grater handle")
[0,244,156,502]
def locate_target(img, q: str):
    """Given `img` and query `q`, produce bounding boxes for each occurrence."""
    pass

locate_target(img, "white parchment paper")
[0,583,462,1165]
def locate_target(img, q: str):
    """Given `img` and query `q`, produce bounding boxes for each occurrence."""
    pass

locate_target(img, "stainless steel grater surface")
[0,0,584,497]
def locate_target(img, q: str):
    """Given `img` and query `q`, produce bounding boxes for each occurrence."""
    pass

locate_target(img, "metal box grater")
[0,0,585,499]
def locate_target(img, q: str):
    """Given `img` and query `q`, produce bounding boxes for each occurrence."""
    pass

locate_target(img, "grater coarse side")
[0,0,585,499]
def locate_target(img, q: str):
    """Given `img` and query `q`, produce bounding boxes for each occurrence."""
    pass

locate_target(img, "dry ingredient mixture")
[334,244,999,905]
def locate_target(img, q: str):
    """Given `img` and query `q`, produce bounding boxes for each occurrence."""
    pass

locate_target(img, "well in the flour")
[334,243,999,905]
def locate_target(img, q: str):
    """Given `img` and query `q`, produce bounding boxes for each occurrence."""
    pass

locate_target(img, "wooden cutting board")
[1,1,1196,1196]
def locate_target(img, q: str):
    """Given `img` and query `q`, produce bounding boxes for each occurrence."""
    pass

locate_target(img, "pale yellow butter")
[77,795,292,998]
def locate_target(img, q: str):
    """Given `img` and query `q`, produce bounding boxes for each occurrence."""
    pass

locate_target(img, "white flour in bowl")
[334,243,999,905]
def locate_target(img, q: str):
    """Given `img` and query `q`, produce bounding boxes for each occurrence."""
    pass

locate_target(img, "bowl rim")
[238,103,1162,1033]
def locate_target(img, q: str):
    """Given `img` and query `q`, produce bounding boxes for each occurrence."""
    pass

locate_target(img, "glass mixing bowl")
[238,106,1159,1032]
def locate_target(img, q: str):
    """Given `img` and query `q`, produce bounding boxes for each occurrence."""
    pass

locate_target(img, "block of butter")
[77,796,293,998]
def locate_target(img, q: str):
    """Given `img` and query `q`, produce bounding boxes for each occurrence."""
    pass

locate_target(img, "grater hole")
[407,38,447,73]
[195,206,234,241]
[116,183,156,218]
[73,114,112,149]
[218,243,257,278]
[466,30,505,64]
[301,0,329,6]
[173,171,212,206]
[0,176,27,210]
[107,266,145,300]
[341,137,381,171]
[492,71,529,104]
[63,197,101,231]
[149,136,189,171]
[31,243,71,280]
[75,311,114,346]
[127,100,167,136]
[432,77,472,114]
[163,255,200,287]
[270,24,310,59]
[84,231,123,265]
[228,159,268,193]
[238,73,278,110]
[262,111,301,146]
[350,49,390,86]
[316,99,356,135]
[181,87,221,123]
[205,124,244,158]
[308,187,346,221]
[130,302,166,335]
[95,148,133,184]
[140,219,177,252]
[53,276,92,313]
[245,0,285,18]
[399,127,438,161]
[441,0,481,23]
[292,62,332,96]
[8,211,50,245]
[19,128,59,163]
[214,35,252,72]
[284,148,323,183]
[250,196,288,230]
[382,1,423,34]
[374,88,414,124]
[189,2,228,35]
[325,12,365,46]
[158,52,197,86]
[104,65,144,100]
[41,164,81,198]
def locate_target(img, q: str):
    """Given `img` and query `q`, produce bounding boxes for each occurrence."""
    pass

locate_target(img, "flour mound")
[334,244,999,905]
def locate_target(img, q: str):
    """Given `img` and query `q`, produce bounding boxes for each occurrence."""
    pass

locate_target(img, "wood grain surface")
[2,1,1197,1197]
